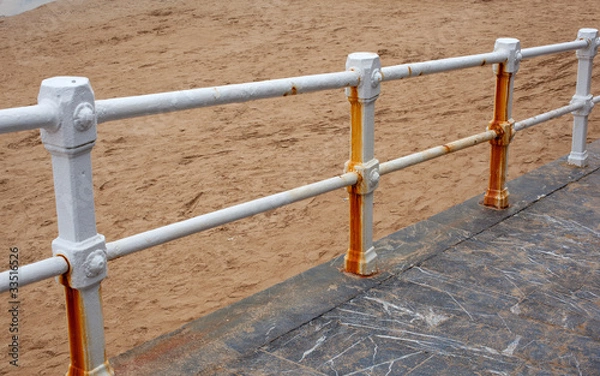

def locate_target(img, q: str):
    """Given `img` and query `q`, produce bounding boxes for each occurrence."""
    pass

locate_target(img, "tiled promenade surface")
[113,141,600,375]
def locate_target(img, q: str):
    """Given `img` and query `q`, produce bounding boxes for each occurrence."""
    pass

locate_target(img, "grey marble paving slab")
[374,219,470,274]
[200,350,327,376]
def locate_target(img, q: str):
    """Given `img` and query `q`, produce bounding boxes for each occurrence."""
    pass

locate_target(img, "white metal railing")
[0,28,598,375]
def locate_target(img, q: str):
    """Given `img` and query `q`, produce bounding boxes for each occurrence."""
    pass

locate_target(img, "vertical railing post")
[344,53,381,276]
[568,28,599,167]
[39,77,113,375]
[483,38,521,209]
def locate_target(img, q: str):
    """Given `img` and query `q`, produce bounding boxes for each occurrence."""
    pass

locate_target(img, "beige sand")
[0,0,598,374]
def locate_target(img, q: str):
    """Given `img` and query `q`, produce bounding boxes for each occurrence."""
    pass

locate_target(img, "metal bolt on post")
[344,53,381,276]
[483,38,521,209]
[39,77,114,376]
[568,28,599,167]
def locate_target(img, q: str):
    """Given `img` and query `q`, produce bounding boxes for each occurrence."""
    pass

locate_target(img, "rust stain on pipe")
[345,189,363,275]
[345,86,364,275]
[61,278,89,376]
[484,63,512,209]
[349,87,362,162]
[283,86,298,97]
[57,255,106,376]
[491,66,511,123]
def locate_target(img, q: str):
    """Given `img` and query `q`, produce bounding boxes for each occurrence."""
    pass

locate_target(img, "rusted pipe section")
[61,282,113,376]
[568,28,599,167]
[483,38,521,209]
[0,103,58,134]
[379,130,498,176]
[95,71,360,124]
[0,256,69,294]
[343,53,380,276]
[514,102,586,132]
[379,51,507,82]
[106,172,358,260]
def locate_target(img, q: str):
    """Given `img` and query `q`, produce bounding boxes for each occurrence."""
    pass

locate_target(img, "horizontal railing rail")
[95,71,360,123]
[514,101,589,132]
[0,28,597,375]
[0,103,58,134]
[105,172,358,260]
[379,130,499,176]
[520,39,591,59]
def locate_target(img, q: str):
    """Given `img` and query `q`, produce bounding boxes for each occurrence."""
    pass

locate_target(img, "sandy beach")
[0,0,598,374]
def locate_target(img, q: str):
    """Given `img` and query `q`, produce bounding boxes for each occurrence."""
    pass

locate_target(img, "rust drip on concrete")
[345,86,364,275]
[484,64,512,209]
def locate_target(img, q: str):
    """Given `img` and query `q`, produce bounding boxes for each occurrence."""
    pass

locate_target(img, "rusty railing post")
[483,38,521,209]
[344,53,381,276]
[39,77,113,375]
[568,28,599,167]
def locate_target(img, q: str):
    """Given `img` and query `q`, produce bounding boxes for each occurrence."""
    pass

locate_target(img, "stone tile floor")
[113,141,600,375]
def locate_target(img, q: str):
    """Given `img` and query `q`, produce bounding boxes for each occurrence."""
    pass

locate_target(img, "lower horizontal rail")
[514,101,586,132]
[106,172,358,260]
[0,256,69,293]
[379,130,498,175]
[594,95,600,104]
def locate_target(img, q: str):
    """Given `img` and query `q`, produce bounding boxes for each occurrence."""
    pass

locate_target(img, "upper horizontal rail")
[106,172,358,260]
[379,51,508,82]
[0,38,593,130]
[96,71,360,124]
[0,103,58,134]
[0,256,68,293]
[520,39,590,60]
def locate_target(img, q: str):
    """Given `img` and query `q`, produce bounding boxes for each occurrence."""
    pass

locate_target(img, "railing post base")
[67,362,114,376]
[483,187,510,209]
[344,246,377,276]
[568,150,589,167]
